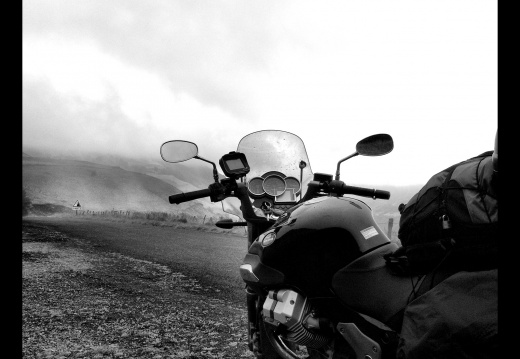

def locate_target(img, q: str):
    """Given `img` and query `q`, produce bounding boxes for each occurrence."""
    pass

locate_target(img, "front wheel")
[248,291,327,359]
[256,318,284,359]
[259,313,325,359]
[249,296,296,359]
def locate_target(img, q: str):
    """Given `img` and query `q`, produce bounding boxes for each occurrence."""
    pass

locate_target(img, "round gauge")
[247,177,265,196]
[263,175,286,197]
[284,177,301,194]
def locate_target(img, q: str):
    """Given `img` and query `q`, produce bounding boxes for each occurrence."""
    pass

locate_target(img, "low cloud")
[23,0,286,118]
[23,79,159,160]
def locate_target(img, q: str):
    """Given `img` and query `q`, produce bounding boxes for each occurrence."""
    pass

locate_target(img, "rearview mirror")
[335,133,394,180]
[160,140,198,163]
[356,134,394,156]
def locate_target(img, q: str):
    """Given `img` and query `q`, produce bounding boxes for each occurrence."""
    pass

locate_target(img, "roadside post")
[72,200,81,215]
[387,218,394,239]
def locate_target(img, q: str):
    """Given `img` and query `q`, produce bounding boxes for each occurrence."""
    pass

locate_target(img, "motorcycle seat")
[331,242,419,328]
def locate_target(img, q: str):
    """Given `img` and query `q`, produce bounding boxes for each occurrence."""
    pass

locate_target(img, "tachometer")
[263,175,286,197]
[284,177,301,195]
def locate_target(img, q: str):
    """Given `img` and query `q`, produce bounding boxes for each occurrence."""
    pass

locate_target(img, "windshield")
[222,130,313,219]
[238,130,313,190]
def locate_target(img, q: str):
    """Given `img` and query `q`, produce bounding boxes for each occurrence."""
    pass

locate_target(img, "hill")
[22,156,226,220]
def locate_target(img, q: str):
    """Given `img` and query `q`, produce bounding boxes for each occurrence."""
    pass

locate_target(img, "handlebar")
[306,180,390,200]
[168,188,212,204]
[337,184,390,200]
[168,177,389,207]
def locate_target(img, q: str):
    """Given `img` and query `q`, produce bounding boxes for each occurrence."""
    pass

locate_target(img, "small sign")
[72,200,81,210]
[360,226,378,240]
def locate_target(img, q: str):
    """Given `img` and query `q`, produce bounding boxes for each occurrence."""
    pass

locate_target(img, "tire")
[255,294,322,359]
[258,317,284,359]
[259,317,320,359]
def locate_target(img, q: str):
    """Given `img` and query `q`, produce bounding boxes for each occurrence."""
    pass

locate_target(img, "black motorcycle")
[160,130,416,359]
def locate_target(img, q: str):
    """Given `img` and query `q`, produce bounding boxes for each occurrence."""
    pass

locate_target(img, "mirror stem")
[299,160,307,200]
[195,155,219,182]
[335,152,359,180]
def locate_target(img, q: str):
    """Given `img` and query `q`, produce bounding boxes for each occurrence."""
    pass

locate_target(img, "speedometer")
[263,175,286,197]
[247,177,265,196]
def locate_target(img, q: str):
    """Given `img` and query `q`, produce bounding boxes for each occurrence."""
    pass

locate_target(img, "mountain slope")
[22,156,224,219]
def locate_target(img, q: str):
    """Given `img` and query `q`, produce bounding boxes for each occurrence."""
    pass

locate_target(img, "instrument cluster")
[246,171,301,204]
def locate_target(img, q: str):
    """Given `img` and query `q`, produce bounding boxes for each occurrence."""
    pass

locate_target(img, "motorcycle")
[160,130,417,359]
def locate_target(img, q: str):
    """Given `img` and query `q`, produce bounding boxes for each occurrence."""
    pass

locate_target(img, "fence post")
[387,218,394,239]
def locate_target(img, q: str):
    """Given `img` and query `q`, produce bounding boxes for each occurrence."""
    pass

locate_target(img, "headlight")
[261,231,277,247]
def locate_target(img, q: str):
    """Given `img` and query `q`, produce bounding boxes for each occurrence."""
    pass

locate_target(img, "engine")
[262,289,331,348]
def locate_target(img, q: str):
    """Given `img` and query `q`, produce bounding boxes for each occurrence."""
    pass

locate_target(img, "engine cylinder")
[262,289,330,348]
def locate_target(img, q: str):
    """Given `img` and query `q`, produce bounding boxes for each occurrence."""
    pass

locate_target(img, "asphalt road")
[24,216,250,304]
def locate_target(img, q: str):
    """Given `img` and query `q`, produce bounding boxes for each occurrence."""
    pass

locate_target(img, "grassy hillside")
[22,156,224,219]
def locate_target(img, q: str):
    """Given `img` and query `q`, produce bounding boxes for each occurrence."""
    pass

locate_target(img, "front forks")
[246,287,289,359]
[246,286,260,353]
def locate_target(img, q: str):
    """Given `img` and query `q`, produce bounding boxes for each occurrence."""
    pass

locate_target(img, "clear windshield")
[222,130,313,218]
[238,130,313,189]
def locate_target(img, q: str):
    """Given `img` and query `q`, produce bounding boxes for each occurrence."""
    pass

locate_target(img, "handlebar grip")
[373,189,391,200]
[341,184,391,200]
[168,188,212,204]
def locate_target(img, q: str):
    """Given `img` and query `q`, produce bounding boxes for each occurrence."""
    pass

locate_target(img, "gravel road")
[25,216,250,305]
[22,216,256,359]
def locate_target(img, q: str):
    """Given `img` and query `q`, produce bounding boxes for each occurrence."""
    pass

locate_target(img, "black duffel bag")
[394,150,497,274]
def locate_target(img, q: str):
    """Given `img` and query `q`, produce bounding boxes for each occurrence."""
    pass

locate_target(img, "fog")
[23,0,497,186]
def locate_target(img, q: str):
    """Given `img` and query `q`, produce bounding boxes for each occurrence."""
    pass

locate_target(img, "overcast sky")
[22,0,497,186]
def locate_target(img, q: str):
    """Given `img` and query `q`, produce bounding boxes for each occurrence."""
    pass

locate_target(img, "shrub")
[143,211,170,221]
[130,212,146,220]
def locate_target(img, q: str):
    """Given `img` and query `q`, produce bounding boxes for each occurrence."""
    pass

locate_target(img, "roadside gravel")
[22,220,255,359]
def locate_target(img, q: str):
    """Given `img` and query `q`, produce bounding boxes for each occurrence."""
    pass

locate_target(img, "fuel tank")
[241,196,391,297]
